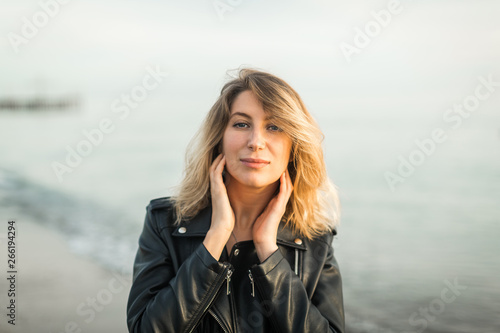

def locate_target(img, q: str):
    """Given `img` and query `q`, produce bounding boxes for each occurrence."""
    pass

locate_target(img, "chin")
[236,174,279,189]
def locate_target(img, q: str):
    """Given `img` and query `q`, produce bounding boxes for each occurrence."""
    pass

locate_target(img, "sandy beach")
[0,212,132,333]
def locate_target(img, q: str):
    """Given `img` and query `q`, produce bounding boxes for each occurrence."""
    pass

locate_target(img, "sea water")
[0,92,498,333]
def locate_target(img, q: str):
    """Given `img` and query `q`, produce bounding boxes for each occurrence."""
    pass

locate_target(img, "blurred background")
[0,0,499,332]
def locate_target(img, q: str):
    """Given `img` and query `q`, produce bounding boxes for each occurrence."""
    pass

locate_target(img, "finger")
[210,155,225,184]
[210,153,223,173]
[277,170,293,205]
[211,156,227,196]
[214,155,226,179]
[275,172,288,203]
[280,171,287,195]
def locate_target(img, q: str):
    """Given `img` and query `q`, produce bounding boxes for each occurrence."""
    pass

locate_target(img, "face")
[222,90,293,190]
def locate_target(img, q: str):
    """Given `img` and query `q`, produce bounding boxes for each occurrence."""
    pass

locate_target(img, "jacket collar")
[173,205,307,250]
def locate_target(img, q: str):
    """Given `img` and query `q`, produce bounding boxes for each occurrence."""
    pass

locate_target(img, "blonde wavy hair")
[173,68,340,239]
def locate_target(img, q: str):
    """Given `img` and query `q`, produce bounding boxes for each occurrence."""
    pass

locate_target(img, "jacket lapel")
[172,205,212,237]
[276,221,307,250]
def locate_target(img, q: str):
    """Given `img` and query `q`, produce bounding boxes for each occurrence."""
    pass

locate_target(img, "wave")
[0,167,140,275]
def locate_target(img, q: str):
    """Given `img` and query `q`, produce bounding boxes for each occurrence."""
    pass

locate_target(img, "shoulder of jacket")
[146,197,177,228]
[147,196,175,210]
[313,228,337,246]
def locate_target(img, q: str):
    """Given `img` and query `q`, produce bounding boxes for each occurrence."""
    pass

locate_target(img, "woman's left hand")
[253,168,294,262]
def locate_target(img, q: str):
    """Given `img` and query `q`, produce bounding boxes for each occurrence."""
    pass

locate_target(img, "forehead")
[230,91,273,118]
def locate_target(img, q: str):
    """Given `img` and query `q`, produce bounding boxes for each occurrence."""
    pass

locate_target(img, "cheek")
[222,131,245,155]
[221,129,231,154]
[221,137,233,157]
[221,136,240,170]
[279,140,293,165]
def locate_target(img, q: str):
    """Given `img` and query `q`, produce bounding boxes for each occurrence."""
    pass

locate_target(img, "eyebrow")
[229,112,273,120]
[229,112,251,120]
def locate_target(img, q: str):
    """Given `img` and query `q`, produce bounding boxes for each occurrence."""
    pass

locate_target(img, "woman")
[127,68,345,332]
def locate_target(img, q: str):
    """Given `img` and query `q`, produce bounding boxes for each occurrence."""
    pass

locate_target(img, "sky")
[0,0,499,202]
[1,0,499,102]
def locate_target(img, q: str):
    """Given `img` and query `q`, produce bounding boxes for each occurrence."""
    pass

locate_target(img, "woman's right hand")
[203,154,234,259]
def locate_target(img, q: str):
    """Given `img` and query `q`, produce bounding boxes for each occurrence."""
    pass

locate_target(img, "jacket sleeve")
[250,233,345,333]
[126,203,229,333]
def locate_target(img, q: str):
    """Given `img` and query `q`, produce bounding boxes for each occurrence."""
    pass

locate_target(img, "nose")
[247,128,265,151]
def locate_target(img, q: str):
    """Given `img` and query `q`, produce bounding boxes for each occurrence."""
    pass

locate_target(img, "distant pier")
[0,95,80,111]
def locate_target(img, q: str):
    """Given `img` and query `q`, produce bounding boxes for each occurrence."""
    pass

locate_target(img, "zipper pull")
[226,269,233,295]
[248,270,255,297]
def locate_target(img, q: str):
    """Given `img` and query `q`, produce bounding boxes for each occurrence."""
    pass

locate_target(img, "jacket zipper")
[226,268,233,295]
[209,309,230,333]
[248,270,255,297]
[186,264,234,333]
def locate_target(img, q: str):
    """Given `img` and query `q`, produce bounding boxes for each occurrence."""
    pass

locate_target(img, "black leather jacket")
[127,197,345,333]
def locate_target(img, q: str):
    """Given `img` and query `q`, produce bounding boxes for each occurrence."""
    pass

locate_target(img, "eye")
[233,122,249,129]
[268,124,282,132]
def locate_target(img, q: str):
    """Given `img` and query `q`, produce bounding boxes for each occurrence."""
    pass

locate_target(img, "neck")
[225,176,278,232]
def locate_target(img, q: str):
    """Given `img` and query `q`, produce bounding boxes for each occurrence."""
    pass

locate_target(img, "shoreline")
[0,213,132,333]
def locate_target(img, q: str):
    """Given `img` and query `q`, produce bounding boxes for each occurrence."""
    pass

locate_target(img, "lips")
[240,158,270,169]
